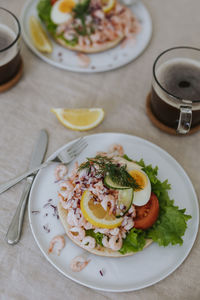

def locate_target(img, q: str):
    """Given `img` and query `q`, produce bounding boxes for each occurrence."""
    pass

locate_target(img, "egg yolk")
[59,0,76,13]
[129,170,147,191]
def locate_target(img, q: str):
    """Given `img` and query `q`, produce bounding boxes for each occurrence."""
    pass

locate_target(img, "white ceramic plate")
[28,133,199,292]
[21,0,152,73]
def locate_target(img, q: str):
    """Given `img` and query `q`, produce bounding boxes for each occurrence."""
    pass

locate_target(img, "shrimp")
[70,255,90,272]
[94,228,109,234]
[109,228,120,236]
[54,164,68,181]
[121,215,129,227]
[58,193,70,210]
[81,236,96,249]
[69,227,85,241]
[128,205,136,218]
[96,151,109,157]
[48,235,65,255]
[67,210,79,226]
[59,180,74,198]
[77,52,90,68]
[90,32,101,43]
[83,220,94,230]
[101,195,115,215]
[120,228,127,239]
[74,208,85,226]
[78,36,85,48]
[93,9,105,20]
[102,235,110,248]
[124,218,134,231]
[70,161,79,178]
[108,144,124,156]
[109,235,122,251]
[60,180,74,191]
[122,216,134,231]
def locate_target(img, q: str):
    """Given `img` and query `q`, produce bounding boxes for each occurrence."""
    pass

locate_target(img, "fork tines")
[58,138,87,163]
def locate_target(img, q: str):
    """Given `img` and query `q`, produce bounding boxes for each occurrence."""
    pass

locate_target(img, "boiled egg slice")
[51,0,77,25]
[116,157,143,172]
[129,169,151,206]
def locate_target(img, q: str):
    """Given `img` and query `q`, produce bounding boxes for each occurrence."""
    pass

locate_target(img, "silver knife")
[5,129,48,245]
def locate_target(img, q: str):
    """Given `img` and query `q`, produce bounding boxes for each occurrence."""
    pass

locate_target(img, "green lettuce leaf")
[37,0,57,34]
[119,228,146,254]
[86,229,104,246]
[147,206,191,246]
[119,158,192,253]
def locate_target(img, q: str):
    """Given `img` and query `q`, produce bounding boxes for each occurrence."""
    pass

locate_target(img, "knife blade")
[5,129,48,245]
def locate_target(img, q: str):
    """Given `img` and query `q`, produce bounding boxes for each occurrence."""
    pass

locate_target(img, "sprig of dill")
[73,0,91,36]
[79,155,141,190]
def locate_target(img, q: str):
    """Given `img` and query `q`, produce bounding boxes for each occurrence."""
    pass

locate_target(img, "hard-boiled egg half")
[117,158,151,206]
[51,0,78,24]
[129,166,151,206]
[115,158,151,206]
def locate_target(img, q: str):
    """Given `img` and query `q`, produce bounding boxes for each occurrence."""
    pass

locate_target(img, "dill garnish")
[79,155,141,190]
[73,0,91,36]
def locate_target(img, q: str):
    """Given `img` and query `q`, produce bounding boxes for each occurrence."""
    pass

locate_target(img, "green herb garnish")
[79,155,140,190]
[73,0,90,19]
[73,0,91,36]
[123,154,133,162]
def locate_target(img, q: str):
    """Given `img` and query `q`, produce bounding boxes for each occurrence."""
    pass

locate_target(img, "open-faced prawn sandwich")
[37,0,140,53]
[56,144,191,257]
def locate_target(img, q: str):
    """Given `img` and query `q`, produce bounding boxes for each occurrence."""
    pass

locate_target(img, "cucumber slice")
[104,175,130,190]
[116,188,133,217]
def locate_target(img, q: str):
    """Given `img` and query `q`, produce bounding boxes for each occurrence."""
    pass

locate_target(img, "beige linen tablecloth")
[1,0,200,299]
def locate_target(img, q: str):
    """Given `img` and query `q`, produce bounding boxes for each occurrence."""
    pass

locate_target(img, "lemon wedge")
[51,108,105,131]
[80,190,123,229]
[102,0,116,13]
[29,16,52,53]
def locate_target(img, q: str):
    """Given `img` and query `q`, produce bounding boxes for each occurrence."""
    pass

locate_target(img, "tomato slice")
[134,193,159,230]
[51,0,58,5]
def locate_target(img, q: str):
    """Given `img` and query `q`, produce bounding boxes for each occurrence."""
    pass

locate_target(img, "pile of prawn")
[56,0,140,49]
[56,144,136,252]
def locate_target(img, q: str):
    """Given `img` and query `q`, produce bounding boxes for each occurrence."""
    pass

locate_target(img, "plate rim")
[20,0,153,73]
[28,132,199,292]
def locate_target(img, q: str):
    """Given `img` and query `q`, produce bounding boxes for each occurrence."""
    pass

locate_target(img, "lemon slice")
[81,190,123,229]
[29,16,52,53]
[102,0,116,13]
[51,108,105,131]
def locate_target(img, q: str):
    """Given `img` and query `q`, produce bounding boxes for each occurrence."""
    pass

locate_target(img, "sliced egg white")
[116,157,143,172]
[131,169,151,206]
[51,0,77,25]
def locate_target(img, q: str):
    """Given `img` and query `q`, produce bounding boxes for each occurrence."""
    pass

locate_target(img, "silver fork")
[0,138,87,194]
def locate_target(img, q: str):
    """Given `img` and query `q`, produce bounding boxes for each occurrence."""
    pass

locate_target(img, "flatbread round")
[58,202,153,257]
[56,35,124,54]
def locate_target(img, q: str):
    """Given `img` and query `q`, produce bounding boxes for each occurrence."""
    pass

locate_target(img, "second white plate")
[28,133,199,292]
[21,0,152,73]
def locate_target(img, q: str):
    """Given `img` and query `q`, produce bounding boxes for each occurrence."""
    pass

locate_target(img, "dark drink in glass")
[0,8,21,85]
[151,47,200,134]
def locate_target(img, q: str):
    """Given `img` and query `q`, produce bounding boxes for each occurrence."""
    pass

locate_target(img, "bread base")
[56,35,124,54]
[58,202,152,257]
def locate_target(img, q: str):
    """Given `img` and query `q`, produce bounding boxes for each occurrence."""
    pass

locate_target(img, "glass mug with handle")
[151,47,200,134]
[0,7,21,85]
